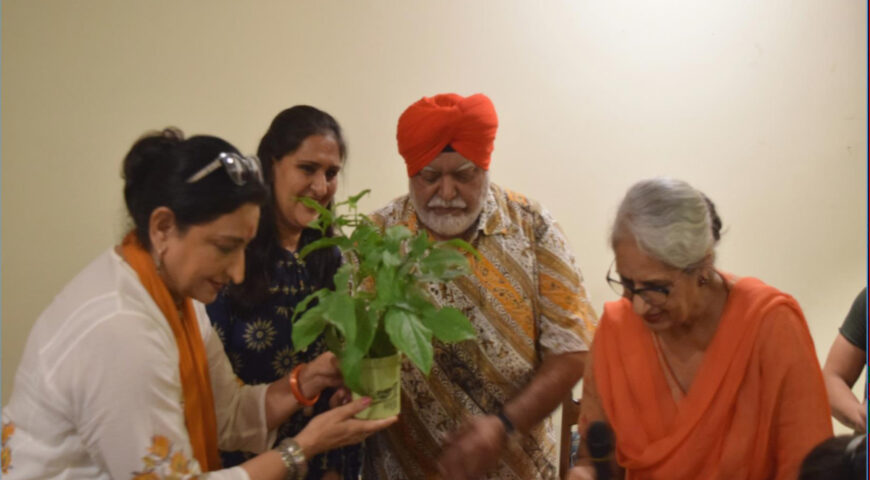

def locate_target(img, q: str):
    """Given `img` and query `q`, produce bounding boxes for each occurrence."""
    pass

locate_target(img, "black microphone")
[587,421,614,480]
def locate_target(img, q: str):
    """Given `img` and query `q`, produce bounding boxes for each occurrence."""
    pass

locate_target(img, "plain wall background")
[2,1,866,435]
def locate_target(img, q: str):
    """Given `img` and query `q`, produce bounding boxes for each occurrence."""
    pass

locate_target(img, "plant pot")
[353,353,401,419]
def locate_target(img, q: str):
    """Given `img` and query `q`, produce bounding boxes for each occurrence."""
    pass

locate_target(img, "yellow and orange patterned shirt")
[363,183,597,480]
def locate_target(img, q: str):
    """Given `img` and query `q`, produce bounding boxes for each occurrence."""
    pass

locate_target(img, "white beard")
[410,175,489,238]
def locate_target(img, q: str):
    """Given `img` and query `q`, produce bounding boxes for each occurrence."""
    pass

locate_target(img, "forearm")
[822,335,866,430]
[240,450,293,480]
[503,351,585,433]
[264,377,304,430]
[824,373,863,428]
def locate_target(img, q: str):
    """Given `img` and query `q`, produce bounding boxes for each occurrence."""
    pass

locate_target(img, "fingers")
[328,387,352,408]
[354,415,398,434]
[331,396,374,418]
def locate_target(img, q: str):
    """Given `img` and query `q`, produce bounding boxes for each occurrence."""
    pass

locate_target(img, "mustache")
[427,196,467,208]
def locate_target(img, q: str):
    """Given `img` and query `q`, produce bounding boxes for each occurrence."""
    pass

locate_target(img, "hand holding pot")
[295,396,398,458]
[437,414,506,480]
[298,351,345,399]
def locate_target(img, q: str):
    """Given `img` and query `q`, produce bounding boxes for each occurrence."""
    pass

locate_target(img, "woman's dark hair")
[123,127,268,250]
[798,434,866,480]
[228,106,346,309]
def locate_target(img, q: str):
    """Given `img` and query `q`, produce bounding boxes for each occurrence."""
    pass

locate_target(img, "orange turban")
[396,93,498,177]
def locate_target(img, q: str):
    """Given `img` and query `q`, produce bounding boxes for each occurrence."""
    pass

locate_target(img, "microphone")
[587,421,614,480]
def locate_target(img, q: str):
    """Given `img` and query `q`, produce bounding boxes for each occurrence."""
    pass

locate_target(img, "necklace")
[652,333,689,396]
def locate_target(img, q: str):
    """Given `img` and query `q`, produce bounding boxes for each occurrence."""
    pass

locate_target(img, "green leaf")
[385,225,413,243]
[353,300,378,355]
[419,248,471,281]
[384,308,433,375]
[292,303,327,351]
[336,189,371,210]
[374,267,401,306]
[332,262,353,293]
[421,307,477,343]
[323,293,356,346]
[324,325,343,354]
[381,250,402,267]
[291,290,327,323]
[368,323,398,358]
[336,299,379,393]
[436,238,480,260]
[408,231,431,259]
[299,236,350,259]
[339,346,364,393]
[297,196,332,217]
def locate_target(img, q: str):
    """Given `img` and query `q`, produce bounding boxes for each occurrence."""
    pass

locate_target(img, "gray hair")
[611,178,722,269]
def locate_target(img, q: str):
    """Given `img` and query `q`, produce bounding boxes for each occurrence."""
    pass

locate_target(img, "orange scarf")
[121,232,221,471]
[593,277,832,479]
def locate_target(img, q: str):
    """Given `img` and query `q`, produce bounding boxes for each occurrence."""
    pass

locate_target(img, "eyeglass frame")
[605,260,672,307]
[186,152,264,186]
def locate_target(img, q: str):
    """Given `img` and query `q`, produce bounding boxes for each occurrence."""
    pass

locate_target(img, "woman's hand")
[566,465,596,480]
[294,396,397,458]
[328,386,353,408]
[298,352,344,399]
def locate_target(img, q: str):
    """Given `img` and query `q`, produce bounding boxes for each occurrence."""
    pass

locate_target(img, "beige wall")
[2,0,866,435]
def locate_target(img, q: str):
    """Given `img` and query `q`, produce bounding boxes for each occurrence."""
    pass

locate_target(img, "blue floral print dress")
[207,231,360,479]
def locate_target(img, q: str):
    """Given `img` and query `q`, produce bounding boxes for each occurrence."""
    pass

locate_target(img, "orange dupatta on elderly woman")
[121,232,222,471]
[592,277,832,480]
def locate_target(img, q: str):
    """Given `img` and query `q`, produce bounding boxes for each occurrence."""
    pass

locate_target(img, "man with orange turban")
[364,93,598,480]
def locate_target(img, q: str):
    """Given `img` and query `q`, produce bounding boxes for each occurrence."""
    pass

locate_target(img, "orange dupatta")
[121,232,221,471]
[592,277,832,479]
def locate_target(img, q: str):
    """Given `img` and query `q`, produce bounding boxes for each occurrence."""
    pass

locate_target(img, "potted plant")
[291,190,478,419]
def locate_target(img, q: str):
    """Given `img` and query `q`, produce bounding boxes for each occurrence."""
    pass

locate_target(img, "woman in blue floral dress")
[207,106,358,479]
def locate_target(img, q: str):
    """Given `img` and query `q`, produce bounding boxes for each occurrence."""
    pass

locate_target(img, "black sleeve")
[839,287,867,351]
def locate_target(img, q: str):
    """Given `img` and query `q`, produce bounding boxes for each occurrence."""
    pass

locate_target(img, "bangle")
[495,409,516,435]
[274,437,308,480]
[289,364,320,407]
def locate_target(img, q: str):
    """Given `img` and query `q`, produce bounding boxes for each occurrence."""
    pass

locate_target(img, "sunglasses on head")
[186,152,263,186]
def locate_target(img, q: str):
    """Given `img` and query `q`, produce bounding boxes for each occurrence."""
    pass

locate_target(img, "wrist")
[494,408,516,437]
[289,364,320,407]
[274,437,308,480]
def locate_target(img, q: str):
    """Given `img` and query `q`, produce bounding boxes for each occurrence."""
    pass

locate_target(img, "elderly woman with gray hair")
[568,178,832,480]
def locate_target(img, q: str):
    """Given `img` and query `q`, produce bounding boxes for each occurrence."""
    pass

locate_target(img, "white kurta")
[2,249,277,479]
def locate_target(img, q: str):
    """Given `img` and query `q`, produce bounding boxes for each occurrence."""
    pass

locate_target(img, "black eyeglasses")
[186,152,263,186]
[606,260,671,307]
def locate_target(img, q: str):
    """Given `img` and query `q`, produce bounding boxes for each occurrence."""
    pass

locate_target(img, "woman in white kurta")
[1,129,395,479]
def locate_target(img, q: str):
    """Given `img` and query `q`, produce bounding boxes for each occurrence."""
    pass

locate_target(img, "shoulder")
[490,183,542,219]
[728,278,816,358]
[490,183,565,239]
[33,250,175,376]
[370,194,412,229]
[842,287,867,332]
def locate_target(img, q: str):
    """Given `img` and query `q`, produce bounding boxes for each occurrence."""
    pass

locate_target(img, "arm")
[822,335,866,431]
[200,302,345,450]
[504,351,585,434]
[437,205,597,479]
[70,308,389,480]
[239,398,396,480]
[436,352,585,479]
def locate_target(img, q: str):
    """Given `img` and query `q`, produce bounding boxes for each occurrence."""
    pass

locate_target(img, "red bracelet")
[289,364,320,407]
